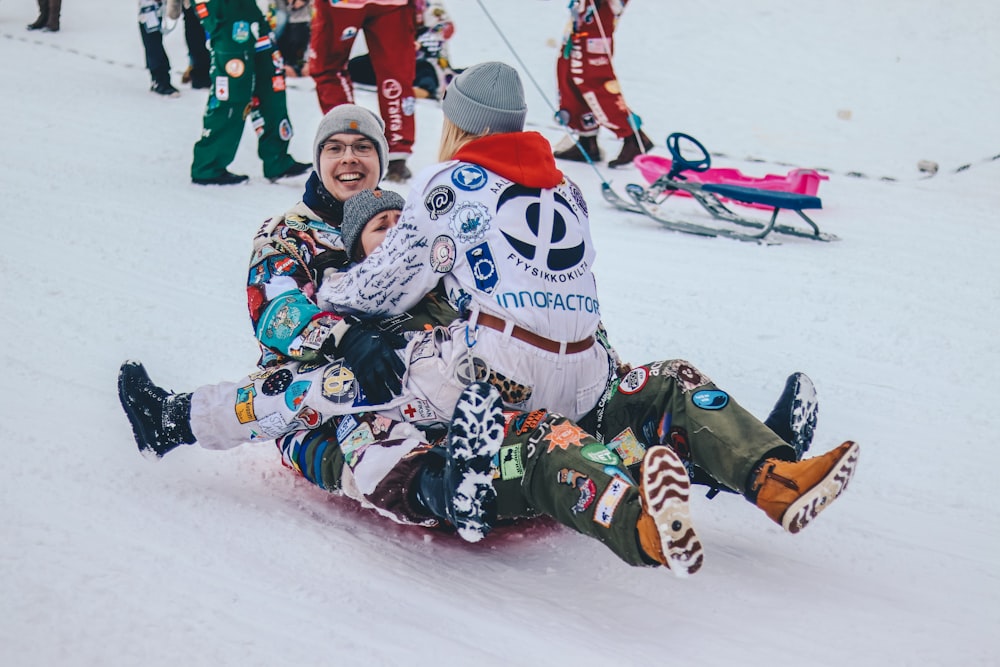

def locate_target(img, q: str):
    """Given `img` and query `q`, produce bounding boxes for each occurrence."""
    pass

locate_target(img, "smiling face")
[358,209,401,260]
[318,133,381,201]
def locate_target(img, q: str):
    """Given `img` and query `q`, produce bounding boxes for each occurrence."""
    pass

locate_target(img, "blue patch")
[603,465,634,484]
[692,389,729,410]
[451,164,488,191]
[466,242,499,294]
[232,21,251,43]
[284,381,311,410]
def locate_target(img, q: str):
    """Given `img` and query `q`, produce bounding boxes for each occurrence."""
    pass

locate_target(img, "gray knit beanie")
[312,105,389,178]
[341,189,406,259]
[441,61,527,135]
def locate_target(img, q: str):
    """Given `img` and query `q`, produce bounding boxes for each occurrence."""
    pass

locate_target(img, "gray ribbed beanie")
[341,189,406,259]
[312,105,389,178]
[441,62,527,135]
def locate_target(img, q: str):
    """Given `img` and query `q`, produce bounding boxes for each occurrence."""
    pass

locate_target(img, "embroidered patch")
[513,410,547,436]
[320,362,357,403]
[261,369,293,396]
[466,242,499,294]
[296,360,325,374]
[498,444,524,481]
[225,58,245,77]
[430,235,456,273]
[593,477,629,528]
[215,76,229,101]
[544,421,590,454]
[254,35,272,52]
[451,164,488,191]
[340,26,358,41]
[257,411,294,438]
[581,442,620,466]
[667,425,691,461]
[284,380,311,410]
[235,384,257,424]
[400,398,436,423]
[336,415,359,443]
[692,389,729,410]
[558,469,597,514]
[232,21,250,43]
[295,406,321,429]
[342,422,375,467]
[617,367,648,395]
[608,427,646,467]
[278,118,292,140]
[656,360,708,392]
[450,201,491,243]
[272,75,286,92]
[425,185,456,220]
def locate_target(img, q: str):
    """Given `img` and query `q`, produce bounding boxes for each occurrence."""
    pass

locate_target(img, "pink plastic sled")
[634,154,828,210]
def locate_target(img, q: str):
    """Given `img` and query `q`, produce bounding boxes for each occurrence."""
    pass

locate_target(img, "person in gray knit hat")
[341,188,406,262]
[312,104,390,180]
[440,61,527,135]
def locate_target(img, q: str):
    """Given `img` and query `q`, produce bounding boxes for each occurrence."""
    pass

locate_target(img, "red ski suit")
[308,0,416,157]
[556,0,635,138]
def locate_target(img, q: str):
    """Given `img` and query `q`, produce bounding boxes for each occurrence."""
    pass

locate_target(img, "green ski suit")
[190,0,298,180]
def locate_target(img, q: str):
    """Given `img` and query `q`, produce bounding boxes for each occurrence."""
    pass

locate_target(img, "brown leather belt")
[474,312,596,354]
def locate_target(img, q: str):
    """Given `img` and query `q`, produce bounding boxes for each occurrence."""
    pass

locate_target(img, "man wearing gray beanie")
[312,105,390,182]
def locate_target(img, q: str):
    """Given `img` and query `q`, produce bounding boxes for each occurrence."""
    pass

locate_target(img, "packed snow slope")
[1,1,998,665]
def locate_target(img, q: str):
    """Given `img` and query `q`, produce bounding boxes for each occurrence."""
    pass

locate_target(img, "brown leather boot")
[553,135,602,163]
[749,440,860,533]
[636,445,704,576]
[386,159,412,183]
[608,130,654,168]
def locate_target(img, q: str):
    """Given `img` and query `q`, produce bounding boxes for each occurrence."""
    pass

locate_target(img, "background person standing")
[189,0,311,185]
[307,0,416,182]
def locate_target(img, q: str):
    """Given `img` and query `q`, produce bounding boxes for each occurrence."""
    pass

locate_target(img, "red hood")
[452,132,564,189]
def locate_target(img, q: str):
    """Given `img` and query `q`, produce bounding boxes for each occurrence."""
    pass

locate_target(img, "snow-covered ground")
[2,1,998,665]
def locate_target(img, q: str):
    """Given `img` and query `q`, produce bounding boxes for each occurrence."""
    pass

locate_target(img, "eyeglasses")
[321,139,376,158]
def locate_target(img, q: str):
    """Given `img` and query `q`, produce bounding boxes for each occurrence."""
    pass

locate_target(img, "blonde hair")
[438,118,487,162]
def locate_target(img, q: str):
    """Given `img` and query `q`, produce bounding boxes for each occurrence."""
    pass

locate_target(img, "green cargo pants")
[191,24,296,180]
[492,359,796,566]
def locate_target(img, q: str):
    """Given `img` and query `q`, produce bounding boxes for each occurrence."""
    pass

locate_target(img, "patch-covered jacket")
[247,200,351,367]
[316,131,602,344]
[191,0,267,39]
[247,194,460,368]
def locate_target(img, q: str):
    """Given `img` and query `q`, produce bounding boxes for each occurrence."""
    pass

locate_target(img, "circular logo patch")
[451,164,488,191]
[225,58,245,77]
[424,185,455,220]
[618,367,648,394]
[261,369,293,396]
[430,235,456,273]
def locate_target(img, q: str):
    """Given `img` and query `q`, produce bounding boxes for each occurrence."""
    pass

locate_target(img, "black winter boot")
[440,382,505,542]
[608,130,654,168]
[27,0,48,30]
[554,135,602,163]
[764,372,819,460]
[118,361,196,459]
[412,449,450,522]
